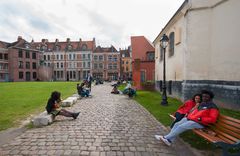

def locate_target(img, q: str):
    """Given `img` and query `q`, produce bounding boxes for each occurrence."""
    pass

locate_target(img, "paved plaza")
[0,83,196,156]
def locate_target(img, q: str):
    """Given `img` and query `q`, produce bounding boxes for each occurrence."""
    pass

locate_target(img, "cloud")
[76,3,125,47]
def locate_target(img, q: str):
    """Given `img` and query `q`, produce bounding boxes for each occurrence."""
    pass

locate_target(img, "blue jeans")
[81,90,90,97]
[165,117,204,142]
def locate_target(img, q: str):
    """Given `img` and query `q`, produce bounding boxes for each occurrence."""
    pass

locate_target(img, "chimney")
[55,39,59,43]
[41,39,45,43]
[31,39,34,43]
[17,36,22,41]
[79,38,82,42]
[67,38,70,43]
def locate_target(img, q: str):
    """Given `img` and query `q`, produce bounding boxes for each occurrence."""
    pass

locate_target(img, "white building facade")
[154,0,240,109]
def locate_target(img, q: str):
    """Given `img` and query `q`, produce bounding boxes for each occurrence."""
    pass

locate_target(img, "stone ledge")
[32,111,54,127]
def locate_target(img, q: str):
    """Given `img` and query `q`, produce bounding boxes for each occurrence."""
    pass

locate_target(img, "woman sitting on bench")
[45,91,80,119]
[155,90,219,146]
[170,93,202,128]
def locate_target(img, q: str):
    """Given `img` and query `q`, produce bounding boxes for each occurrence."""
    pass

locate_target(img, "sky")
[0,0,185,49]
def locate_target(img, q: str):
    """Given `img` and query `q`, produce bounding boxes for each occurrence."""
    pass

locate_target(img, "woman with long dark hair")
[45,91,80,119]
[170,93,202,128]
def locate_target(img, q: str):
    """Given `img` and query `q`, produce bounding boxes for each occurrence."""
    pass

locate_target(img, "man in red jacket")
[155,90,219,146]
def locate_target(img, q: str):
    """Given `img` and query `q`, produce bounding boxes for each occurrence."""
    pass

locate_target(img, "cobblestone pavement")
[0,83,180,156]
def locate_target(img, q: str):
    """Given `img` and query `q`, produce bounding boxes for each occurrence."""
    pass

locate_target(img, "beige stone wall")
[186,0,240,81]
[154,8,186,82]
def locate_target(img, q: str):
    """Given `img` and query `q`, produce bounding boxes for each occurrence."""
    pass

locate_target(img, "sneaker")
[73,112,80,119]
[159,136,171,146]
[155,135,161,140]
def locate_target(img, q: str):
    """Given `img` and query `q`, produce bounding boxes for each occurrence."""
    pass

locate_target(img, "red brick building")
[119,47,132,81]
[131,36,155,90]
[93,45,120,81]
[33,38,96,81]
[0,41,9,81]
[0,36,44,82]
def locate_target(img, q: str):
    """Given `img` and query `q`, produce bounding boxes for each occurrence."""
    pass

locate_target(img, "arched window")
[169,32,175,57]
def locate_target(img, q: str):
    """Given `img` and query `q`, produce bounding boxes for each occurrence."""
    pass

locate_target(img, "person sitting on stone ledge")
[77,82,91,97]
[111,85,120,94]
[46,91,80,119]
[155,90,219,146]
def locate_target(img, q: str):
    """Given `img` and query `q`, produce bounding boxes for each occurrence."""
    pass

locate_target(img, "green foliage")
[133,90,240,150]
[0,82,78,131]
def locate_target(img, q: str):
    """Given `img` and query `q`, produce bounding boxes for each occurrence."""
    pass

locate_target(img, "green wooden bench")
[169,114,240,156]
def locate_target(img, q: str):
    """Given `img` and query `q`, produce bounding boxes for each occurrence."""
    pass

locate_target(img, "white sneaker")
[155,135,161,140]
[159,136,171,146]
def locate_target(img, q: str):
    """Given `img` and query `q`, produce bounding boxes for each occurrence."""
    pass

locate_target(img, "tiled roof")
[33,38,96,52]
[0,41,10,49]
[94,45,118,53]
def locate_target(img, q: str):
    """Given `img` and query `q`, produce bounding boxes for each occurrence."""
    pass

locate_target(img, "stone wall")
[155,80,240,110]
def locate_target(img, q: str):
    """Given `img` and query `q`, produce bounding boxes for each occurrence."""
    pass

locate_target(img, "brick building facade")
[93,45,120,81]
[131,36,155,90]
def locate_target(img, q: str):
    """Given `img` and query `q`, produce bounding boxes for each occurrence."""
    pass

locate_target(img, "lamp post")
[160,34,169,106]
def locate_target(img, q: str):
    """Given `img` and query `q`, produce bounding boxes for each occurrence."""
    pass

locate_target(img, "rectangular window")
[18,50,23,58]
[25,51,30,58]
[108,64,112,69]
[4,54,8,60]
[88,54,91,59]
[47,55,50,60]
[140,71,146,82]
[88,62,90,68]
[113,56,117,62]
[0,53,2,59]
[61,55,63,60]
[18,61,23,68]
[19,72,23,79]
[32,52,36,59]
[99,55,103,61]
[61,62,63,68]
[113,63,117,69]
[169,32,175,57]
[94,63,98,69]
[26,62,30,69]
[99,63,103,69]
[94,55,98,61]
[44,55,46,60]
[83,62,86,68]
[83,54,86,59]
[33,72,37,79]
[32,62,36,69]
[108,55,112,61]
[147,52,155,61]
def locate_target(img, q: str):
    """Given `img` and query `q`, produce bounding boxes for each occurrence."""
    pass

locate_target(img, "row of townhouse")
[0,36,126,82]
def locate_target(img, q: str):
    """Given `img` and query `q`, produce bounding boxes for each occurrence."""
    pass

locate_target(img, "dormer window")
[41,46,47,51]
[56,46,60,51]
[25,44,30,48]
[68,45,72,51]
[82,44,87,51]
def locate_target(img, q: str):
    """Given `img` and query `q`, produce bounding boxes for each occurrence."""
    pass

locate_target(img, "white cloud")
[0,0,184,48]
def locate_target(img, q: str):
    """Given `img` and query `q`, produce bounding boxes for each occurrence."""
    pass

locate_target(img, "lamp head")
[160,34,169,48]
